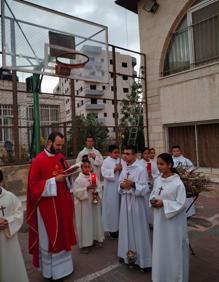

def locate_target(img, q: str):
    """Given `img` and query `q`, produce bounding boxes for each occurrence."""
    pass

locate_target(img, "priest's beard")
[49,144,61,155]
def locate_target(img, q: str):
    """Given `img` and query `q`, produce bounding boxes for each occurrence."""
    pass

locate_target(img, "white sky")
[9,1,140,92]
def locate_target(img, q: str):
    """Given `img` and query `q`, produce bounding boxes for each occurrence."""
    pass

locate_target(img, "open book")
[63,162,81,176]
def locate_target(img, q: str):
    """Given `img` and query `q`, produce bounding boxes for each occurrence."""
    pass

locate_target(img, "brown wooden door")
[168,126,197,165]
[197,123,219,168]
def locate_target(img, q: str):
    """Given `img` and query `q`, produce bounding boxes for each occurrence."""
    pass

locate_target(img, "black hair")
[48,132,64,142]
[108,144,119,152]
[0,170,3,183]
[149,147,156,152]
[86,135,94,141]
[81,154,89,161]
[81,159,91,168]
[124,144,137,154]
[157,153,179,174]
[142,147,150,154]
[171,145,181,150]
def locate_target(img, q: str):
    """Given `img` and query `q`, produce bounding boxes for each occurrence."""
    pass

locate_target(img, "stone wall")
[1,163,30,196]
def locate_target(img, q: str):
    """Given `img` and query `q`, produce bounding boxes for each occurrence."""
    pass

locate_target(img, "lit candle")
[147,162,152,174]
[91,173,96,185]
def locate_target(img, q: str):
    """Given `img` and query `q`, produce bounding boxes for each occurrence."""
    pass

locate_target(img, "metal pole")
[70,79,77,158]
[112,46,119,144]
[10,19,16,67]
[194,124,199,167]
[1,0,6,67]
[143,54,149,147]
[32,74,41,156]
[12,70,19,163]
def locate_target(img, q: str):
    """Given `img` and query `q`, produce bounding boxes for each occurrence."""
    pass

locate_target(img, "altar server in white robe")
[150,153,189,282]
[138,147,160,224]
[73,159,104,254]
[0,170,29,282]
[101,144,122,238]
[172,145,195,217]
[118,145,152,270]
[76,136,103,180]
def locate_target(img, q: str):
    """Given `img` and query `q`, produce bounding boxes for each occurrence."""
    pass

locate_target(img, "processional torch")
[125,172,137,268]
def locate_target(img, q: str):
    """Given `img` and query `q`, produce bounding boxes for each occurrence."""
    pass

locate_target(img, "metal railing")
[163,13,219,76]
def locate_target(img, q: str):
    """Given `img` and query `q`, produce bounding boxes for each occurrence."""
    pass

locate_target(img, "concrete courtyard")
[19,185,219,282]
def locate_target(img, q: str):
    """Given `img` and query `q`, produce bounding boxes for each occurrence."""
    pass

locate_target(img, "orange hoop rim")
[56,52,89,69]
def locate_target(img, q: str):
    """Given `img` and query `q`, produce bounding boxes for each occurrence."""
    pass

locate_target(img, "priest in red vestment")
[27,132,77,280]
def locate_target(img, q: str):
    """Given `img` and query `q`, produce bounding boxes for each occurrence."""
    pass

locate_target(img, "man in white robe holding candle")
[118,145,152,271]
[101,144,122,238]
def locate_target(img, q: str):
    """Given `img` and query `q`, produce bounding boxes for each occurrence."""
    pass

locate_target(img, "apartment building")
[53,45,137,138]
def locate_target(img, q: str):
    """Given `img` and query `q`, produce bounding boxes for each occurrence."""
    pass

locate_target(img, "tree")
[119,81,145,152]
[67,113,109,156]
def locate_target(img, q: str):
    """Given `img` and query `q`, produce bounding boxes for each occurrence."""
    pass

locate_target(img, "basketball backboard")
[1,0,109,83]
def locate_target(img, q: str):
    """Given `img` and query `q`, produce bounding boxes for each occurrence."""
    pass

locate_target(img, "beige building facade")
[116,0,219,169]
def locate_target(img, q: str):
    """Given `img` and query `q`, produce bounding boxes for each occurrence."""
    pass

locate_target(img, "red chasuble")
[26,151,77,268]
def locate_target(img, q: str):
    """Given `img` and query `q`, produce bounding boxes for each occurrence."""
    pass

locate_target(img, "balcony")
[133,70,137,77]
[85,104,105,110]
[132,57,137,66]
[85,89,104,96]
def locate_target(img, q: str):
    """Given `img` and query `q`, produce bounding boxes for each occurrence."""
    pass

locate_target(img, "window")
[122,62,128,68]
[122,75,128,80]
[27,105,60,140]
[112,100,115,105]
[81,100,84,106]
[77,103,80,108]
[90,85,96,90]
[110,73,113,78]
[111,86,114,91]
[113,113,115,118]
[164,0,219,75]
[101,58,104,62]
[103,99,106,104]
[110,59,113,64]
[0,104,13,142]
[102,85,106,90]
[123,88,129,93]
[91,98,97,104]
[104,113,107,117]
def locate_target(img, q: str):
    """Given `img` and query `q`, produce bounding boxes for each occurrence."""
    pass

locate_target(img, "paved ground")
[19,185,219,282]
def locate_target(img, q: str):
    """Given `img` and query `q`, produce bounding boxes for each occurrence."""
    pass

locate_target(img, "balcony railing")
[84,89,104,96]
[85,103,105,110]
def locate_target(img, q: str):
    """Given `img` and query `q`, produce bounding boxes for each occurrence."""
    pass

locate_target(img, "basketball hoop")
[55,51,89,76]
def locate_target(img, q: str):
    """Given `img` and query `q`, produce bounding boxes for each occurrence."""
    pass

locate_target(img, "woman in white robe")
[150,153,189,282]
[73,160,104,252]
[0,184,29,282]
[101,145,122,237]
